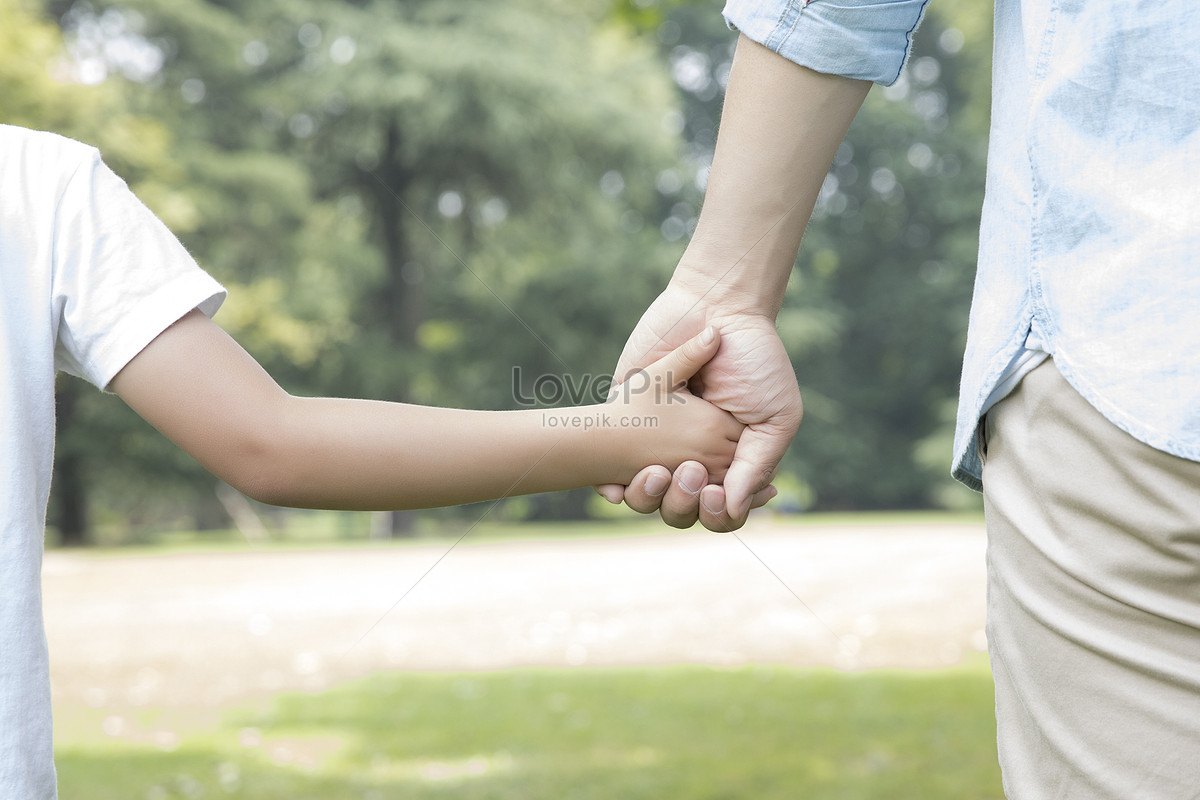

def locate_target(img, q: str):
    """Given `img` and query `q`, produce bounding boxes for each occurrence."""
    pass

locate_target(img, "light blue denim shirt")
[724,0,1200,490]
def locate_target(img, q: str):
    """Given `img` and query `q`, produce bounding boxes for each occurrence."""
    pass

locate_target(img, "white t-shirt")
[0,125,225,798]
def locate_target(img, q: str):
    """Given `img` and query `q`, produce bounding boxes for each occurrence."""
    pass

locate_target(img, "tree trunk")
[376,118,423,350]
[52,378,90,546]
[370,118,422,537]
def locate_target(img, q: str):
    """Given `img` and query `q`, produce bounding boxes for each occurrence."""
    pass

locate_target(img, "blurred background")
[7,0,1001,795]
[4,0,992,545]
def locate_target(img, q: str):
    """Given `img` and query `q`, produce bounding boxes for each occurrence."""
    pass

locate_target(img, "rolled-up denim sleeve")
[723,0,931,86]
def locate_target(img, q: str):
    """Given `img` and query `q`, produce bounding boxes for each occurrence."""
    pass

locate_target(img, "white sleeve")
[51,150,226,389]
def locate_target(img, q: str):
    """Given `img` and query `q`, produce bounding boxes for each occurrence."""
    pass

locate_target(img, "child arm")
[109,310,741,511]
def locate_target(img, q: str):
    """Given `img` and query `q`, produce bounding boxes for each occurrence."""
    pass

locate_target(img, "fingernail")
[706,491,726,516]
[644,473,669,497]
[699,326,716,346]
[678,464,704,495]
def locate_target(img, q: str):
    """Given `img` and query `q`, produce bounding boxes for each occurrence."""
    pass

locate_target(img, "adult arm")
[110,310,741,510]
[600,33,871,530]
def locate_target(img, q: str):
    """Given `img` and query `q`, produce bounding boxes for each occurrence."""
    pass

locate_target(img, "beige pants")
[982,359,1200,799]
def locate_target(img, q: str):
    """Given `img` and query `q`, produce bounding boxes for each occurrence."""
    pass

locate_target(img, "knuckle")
[753,464,778,491]
[626,495,663,515]
[664,513,697,530]
[713,516,745,533]
[661,498,699,529]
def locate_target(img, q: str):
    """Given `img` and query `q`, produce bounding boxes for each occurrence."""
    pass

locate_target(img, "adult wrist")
[670,245,788,320]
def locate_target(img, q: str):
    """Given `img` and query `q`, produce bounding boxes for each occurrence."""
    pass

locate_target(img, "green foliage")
[637,3,992,510]
[56,663,1003,798]
[27,0,692,536]
[0,0,127,141]
[11,0,997,538]
[778,6,992,510]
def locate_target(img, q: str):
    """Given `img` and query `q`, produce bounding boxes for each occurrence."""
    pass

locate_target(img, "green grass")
[56,660,1002,799]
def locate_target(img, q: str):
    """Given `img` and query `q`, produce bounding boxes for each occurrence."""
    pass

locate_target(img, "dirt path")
[42,518,987,727]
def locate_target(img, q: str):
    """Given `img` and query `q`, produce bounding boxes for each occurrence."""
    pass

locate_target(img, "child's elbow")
[226,463,292,508]
[220,447,288,508]
[216,424,306,509]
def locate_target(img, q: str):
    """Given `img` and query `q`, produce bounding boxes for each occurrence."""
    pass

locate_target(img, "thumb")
[723,423,793,521]
[646,326,719,389]
[594,483,626,504]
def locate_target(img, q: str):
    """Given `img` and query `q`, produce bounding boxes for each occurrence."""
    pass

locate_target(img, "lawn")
[56,660,1003,799]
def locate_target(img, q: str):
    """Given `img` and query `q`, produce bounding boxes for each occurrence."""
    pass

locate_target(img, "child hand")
[605,326,744,482]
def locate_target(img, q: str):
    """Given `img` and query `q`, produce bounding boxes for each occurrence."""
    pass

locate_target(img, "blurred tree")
[2,0,220,543]
[782,5,992,510]
[627,0,993,510]
[19,0,997,542]
[38,0,689,537]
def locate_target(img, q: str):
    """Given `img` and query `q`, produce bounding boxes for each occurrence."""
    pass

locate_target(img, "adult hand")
[597,277,802,531]
[594,37,866,531]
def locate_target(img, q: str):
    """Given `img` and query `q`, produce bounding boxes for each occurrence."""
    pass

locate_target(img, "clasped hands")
[595,278,802,532]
